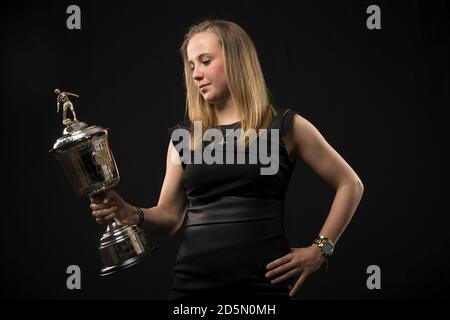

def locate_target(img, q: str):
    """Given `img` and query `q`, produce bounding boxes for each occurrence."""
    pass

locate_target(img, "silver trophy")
[50,89,158,276]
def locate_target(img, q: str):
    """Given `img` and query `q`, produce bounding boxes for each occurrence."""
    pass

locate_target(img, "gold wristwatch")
[313,235,335,257]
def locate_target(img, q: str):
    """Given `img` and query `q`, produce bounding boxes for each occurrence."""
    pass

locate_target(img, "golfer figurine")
[55,89,79,126]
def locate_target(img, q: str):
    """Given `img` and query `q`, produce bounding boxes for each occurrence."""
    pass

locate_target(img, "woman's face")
[187,32,230,105]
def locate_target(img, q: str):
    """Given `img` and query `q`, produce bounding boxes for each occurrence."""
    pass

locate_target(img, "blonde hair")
[180,20,277,149]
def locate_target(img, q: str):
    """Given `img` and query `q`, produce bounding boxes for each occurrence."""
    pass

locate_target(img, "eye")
[189,59,211,71]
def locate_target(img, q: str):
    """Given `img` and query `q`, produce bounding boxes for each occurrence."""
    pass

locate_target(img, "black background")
[1,0,449,300]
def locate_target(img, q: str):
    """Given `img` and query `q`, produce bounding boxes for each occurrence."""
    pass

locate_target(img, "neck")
[213,98,241,125]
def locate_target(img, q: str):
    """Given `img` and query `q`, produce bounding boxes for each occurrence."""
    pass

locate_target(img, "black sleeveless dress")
[167,108,298,300]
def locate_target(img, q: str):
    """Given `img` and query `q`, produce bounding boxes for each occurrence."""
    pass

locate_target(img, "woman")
[90,20,364,300]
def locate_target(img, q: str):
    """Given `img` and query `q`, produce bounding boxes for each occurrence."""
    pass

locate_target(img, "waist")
[185,196,284,227]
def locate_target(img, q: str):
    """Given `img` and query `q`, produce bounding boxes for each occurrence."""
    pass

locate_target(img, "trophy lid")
[51,121,108,151]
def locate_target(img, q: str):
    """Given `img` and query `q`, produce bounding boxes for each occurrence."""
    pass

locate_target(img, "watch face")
[322,242,334,256]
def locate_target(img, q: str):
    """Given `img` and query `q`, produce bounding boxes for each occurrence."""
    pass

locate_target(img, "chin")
[202,95,216,104]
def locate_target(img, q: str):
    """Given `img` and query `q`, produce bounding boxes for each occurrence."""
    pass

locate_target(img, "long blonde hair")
[180,20,277,149]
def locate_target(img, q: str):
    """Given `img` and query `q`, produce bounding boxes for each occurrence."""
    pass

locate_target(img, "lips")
[199,84,210,90]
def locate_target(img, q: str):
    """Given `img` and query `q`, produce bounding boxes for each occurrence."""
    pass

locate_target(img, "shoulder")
[278,108,320,141]
[271,107,303,136]
[275,108,309,161]
[168,119,191,135]
[284,111,330,161]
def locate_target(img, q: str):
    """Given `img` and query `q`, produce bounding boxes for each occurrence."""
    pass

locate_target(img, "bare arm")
[90,140,187,236]
[285,114,364,244]
[265,113,364,297]
[140,140,187,235]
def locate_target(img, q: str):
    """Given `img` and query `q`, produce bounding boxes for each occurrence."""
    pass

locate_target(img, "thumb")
[91,190,120,204]
[104,189,123,204]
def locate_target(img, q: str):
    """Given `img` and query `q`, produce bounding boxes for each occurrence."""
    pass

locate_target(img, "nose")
[192,67,203,81]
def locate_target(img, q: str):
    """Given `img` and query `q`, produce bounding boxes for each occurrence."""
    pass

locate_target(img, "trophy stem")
[105,218,121,232]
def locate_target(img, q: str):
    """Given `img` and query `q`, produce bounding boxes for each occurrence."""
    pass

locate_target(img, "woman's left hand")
[265,245,325,297]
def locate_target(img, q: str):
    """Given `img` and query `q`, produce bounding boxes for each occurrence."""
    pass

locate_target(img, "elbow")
[339,178,364,196]
[355,179,364,194]
[353,179,365,203]
[168,220,181,236]
[167,210,186,236]
[165,214,179,236]
[153,205,183,237]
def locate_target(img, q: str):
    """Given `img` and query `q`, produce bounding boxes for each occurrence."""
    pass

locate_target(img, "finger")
[102,196,119,207]
[266,254,292,270]
[271,268,300,285]
[90,196,102,204]
[92,206,118,218]
[95,217,106,224]
[104,189,119,202]
[91,190,113,204]
[289,270,309,297]
[265,261,295,279]
[103,212,116,222]
[91,198,119,213]
[90,203,108,211]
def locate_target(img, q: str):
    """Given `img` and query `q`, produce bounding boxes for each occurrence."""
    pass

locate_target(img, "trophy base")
[98,220,159,277]
[99,245,159,277]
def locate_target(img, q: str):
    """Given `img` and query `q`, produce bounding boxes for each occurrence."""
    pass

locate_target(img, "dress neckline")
[216,120,241,127]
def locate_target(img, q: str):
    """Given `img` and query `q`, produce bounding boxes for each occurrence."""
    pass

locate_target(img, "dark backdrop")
[1,0,449,300]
